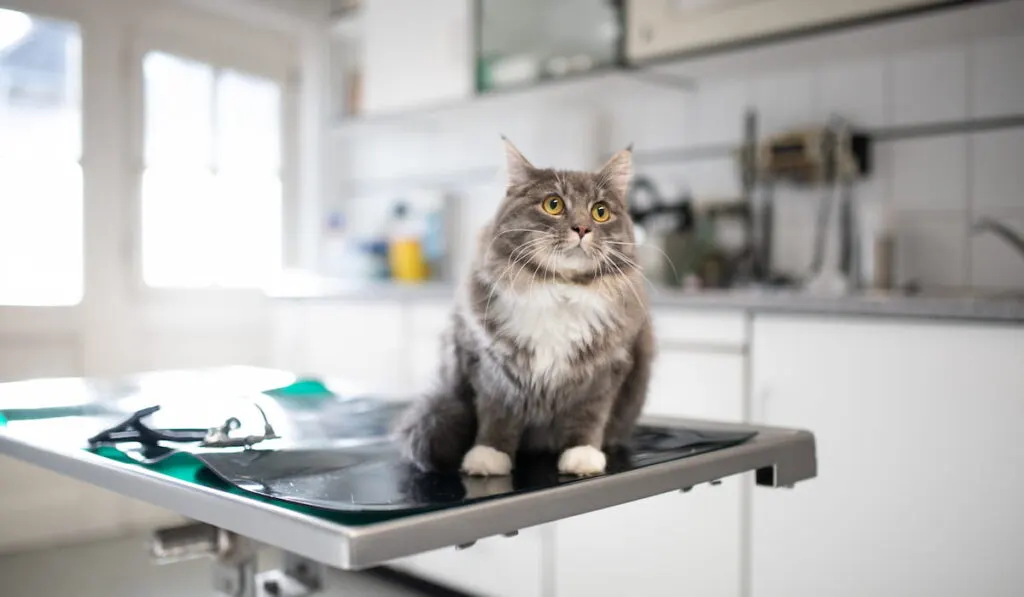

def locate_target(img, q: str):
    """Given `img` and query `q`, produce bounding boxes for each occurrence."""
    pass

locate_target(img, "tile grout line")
[964,32,976,288]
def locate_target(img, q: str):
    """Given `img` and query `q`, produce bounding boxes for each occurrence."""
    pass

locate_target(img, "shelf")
[330,65,696,138]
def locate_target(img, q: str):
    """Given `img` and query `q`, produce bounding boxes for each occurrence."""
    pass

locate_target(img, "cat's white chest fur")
[495,282,613,384]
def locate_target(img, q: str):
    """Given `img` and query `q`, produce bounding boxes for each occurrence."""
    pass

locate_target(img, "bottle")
[387,201,429,283]
[422,202,447,281]
[321,211,348,279]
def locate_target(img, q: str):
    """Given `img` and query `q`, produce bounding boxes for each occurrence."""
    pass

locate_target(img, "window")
[0,9,82,306]
[140,50,283,289]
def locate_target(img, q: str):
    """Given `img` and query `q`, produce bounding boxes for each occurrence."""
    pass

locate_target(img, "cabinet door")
[270,303,305,372]
[625,0,943,61]
[554,349,746,597]
[407,302,451,393]
[0,457,125,554]
[362,0,473,114]
[300,302,407,395]
[390,526,546,597]
[750,316,1024,597]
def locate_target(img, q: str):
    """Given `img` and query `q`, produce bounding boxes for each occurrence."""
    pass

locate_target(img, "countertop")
[264,279,1024,324]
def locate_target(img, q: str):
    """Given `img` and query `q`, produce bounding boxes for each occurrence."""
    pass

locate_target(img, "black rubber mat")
[194,423,756,513]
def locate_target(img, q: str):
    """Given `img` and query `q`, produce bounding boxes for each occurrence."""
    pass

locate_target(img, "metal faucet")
[972,217,1024,262]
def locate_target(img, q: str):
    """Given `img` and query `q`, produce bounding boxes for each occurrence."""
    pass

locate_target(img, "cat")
[394,137,655,477]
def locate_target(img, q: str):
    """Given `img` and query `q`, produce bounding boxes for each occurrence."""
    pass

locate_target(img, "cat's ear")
[501,135,535,187]
[597,144,633,199]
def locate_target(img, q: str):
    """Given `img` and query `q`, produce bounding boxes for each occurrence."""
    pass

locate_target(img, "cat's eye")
[591,202,611,222]
[541,195,564,215]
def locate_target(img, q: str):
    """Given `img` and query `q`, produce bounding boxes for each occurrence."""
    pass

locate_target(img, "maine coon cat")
[395,137,654,476]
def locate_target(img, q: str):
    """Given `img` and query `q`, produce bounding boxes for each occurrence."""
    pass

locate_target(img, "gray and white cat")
[394,137,655,477]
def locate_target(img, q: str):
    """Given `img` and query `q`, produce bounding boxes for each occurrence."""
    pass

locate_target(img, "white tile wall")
[971,129,1024,213]
[681,158,742,201]
[818,58,889,128]
[752,69,819,136]
[686,79,750,147]
[970,214,1024,290]
[332,2,1024,291]
[970,34,1024,118]
[890,43,969,126]
[890,135,968,211]
[893,211,969,289]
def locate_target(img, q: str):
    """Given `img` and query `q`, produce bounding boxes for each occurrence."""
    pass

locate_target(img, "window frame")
[124,22,301,304]
[0,0,87,312]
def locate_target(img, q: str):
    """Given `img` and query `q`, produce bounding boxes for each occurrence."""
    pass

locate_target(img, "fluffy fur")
[394,137,655,476]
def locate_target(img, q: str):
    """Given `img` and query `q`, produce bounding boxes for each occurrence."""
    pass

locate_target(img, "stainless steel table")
[0,367,817,596]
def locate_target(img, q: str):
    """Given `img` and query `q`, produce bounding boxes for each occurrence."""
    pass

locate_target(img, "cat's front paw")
[461,445,513,476]
[558,445,606,476]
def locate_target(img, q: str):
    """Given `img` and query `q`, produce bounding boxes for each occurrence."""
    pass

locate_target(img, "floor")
[0,533,470,597]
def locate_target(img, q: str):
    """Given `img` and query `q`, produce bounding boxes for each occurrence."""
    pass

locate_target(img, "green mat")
[89,445,406,525]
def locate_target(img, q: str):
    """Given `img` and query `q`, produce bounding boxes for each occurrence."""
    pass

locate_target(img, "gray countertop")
[264,279,1024,324]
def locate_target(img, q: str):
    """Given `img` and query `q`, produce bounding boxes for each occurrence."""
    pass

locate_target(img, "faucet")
[972,217,1024,262]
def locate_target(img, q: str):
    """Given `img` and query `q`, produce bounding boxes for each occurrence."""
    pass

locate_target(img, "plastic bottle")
[321,211,348,279]
[387,202,429,283]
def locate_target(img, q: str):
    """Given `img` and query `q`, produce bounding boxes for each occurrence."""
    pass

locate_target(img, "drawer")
[652,309,748,350]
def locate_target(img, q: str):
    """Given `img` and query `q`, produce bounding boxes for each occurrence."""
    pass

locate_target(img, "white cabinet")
[407,301,451,393]
[750,315,1024,597]
[361,0,473,114]
[0,457,129,554]
[554,308,749,597]
[625,0,947,62]
[299,301,408,395]
[395,300,548,597]
[390,527,548,597]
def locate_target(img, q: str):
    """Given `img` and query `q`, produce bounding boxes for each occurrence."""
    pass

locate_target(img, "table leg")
[150,522,322,597]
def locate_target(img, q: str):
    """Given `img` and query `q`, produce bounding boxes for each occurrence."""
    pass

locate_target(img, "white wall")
[330,0,1024,292]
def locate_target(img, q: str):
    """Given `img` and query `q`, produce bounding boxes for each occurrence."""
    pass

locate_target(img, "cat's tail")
[393,388,476,473]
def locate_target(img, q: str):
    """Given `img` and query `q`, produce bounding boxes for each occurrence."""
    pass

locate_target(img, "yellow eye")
[542,195,564,215]
[591,202,611,222]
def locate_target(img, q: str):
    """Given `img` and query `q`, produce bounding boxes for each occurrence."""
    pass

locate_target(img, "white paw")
[558,445,606,476]
[461,445,513,476]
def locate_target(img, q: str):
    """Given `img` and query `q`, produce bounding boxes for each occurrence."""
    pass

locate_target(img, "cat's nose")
[571,225,590,238]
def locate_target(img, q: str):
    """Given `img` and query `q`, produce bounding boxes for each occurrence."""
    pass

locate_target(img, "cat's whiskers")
[509,237,554,290]
[484,228,550,263]
[484,244,548,324]
[599,250,645,308]
[603,239,680,282]
[604,247,660,297]
[503,236,550,270]
[491,237,548,293]
[484,238,550,322]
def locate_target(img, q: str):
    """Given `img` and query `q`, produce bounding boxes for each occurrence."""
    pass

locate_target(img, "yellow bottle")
[389,237,429,282]
[387,202,429,283]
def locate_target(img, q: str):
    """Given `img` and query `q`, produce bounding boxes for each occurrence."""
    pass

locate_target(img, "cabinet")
[390,527,547,597]
[625,0,947,62]
[407,301,452,393]
[750,315,1024,597]
[300,301,408,395]
[554,309,749,597]
[360,0,473,114]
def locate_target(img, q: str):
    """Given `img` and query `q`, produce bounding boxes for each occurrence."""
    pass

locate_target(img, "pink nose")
[572,225,590,238]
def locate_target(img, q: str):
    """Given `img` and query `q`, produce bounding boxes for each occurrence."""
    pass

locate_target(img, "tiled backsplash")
[331,1,1024,291]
